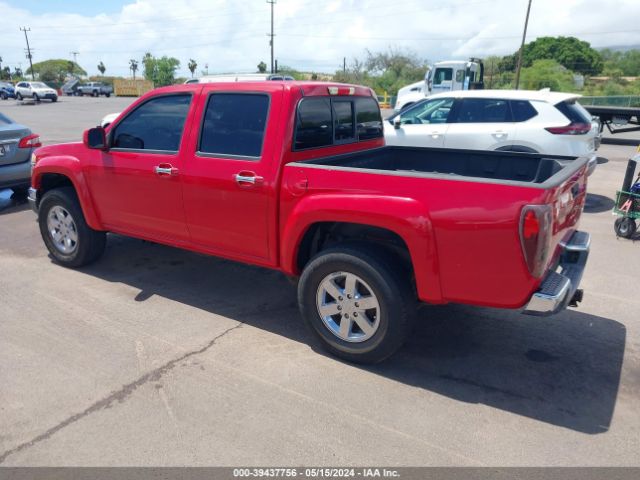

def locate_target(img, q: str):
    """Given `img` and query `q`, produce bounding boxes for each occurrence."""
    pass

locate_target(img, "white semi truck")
[394,58,484,111]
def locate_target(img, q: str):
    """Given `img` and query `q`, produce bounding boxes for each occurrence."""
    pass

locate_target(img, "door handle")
[154,165,178,176]
[493,131,506,138]
[235,172,264,186]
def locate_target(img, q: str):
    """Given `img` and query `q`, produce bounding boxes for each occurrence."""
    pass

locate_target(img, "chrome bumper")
[523,231,590,316]
[28,187,38,213]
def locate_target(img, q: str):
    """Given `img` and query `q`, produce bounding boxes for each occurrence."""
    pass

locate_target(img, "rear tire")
[614,217,637,238]
[38,187,106,267]
[298,245,415,364]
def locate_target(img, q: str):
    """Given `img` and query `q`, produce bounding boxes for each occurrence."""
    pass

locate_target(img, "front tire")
[38,187,106,267]
[298,245,415,364]
[16,92,23,100]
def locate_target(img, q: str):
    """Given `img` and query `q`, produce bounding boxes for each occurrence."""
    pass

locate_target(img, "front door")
[385,97,454,148]
[86,93,195,242]
[181,85,282,263]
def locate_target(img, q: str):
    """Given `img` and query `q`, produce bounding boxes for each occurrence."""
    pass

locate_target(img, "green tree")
[362,48,428,95]
[129,59,138,79]
[188,59,197,78]
[257,61,267,73]
[97,61,106,76]
[26,59,86,83]
[519,59,576,91]
[142,53,180,86]
[519,36,603,75]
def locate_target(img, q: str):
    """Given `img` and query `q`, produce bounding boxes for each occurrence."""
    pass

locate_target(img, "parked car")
[0,112,41,195]
[77,82,112,97]
[29,81,591,363]
[61,77,80,96]
[385,90,601,160]
[100,112,120,128]
[1,82,16,100]
[15,81,58,102]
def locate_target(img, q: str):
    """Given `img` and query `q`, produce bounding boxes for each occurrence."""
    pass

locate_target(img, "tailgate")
[521,157,590,315]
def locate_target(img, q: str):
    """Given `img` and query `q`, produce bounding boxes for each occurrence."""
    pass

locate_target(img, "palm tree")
[188,59,197,78]
[129,59,138,79]
[97,61,106,76]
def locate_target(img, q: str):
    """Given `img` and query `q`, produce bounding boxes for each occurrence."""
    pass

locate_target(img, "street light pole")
[514,0,533,90]
[267,0,276,74]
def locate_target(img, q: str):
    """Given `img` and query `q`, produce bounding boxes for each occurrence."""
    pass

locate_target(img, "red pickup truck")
[29,81,591,363]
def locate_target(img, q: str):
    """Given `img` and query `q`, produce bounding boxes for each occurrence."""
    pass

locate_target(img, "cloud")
[1,0,639,78]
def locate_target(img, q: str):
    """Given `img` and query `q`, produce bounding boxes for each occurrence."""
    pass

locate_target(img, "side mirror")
[393,117,402,130]
[84,127,108,150]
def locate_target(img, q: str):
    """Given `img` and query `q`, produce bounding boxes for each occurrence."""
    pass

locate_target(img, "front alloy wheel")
[46,205,79,254]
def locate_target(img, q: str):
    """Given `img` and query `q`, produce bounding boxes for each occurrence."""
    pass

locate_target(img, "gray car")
[0,112,40,195]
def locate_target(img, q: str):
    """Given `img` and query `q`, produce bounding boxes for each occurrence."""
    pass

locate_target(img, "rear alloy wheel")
[298,245,415,363]
[38,187,106,267]
[614,217,637,238]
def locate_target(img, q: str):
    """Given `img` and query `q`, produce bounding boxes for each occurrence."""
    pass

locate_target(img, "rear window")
[295,98,333,150]
[510,100,538,122]
[356,97,383,140]
[199,93,269,158]
[294,96,382,150]
[555,101,590,123]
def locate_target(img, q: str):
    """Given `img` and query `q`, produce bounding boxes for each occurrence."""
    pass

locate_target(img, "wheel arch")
[280,195,444,303]
[32,160,103,230]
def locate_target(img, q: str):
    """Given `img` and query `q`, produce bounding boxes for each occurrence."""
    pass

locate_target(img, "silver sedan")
[0,112,40,195]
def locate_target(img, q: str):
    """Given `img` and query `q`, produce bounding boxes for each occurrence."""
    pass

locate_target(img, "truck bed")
[298,146,589,187]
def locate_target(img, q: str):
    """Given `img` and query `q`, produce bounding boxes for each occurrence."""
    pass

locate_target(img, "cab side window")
[112,94,191,152]
[198,93,270,158]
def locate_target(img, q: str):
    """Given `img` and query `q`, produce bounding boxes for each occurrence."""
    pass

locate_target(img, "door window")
[433,68,453,85]
[112,94,191,152]
[398,98,454,125]
[455,98,511,123]
[198,93,270,158]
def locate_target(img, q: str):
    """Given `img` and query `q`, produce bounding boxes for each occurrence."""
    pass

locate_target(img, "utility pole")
[343,57,346,73]
[20,27,35,80]
[514,0,533,90]
[70,51,79,64]
[267,0,276,74]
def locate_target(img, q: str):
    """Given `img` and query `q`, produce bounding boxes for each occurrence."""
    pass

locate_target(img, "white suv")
[15,81,58,102]
[385,90,600,158]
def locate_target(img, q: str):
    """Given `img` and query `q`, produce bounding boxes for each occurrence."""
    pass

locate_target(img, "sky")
[1,0,639,78]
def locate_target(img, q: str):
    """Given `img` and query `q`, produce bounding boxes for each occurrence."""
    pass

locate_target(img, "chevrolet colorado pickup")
[77,82,113,97]
[29,81,591,363]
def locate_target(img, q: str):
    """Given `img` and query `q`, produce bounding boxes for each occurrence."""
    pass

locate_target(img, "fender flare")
[32,156,103,230]
[280,194,443,303]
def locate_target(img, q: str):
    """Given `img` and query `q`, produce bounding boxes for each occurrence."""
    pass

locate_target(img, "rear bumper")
[0,160,31,189]
[523,230,590,316]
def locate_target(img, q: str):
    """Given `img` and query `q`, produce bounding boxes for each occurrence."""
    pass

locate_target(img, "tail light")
[545,123,591,135]
[18,134,41,149]
[520,205,553,278]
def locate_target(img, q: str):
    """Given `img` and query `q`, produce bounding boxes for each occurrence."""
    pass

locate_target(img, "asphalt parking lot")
[0,96,639,466]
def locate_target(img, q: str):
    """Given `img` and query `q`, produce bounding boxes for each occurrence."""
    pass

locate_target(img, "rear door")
[384,97,454,147]
[181,83,283,263]
[444,97,515,150]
